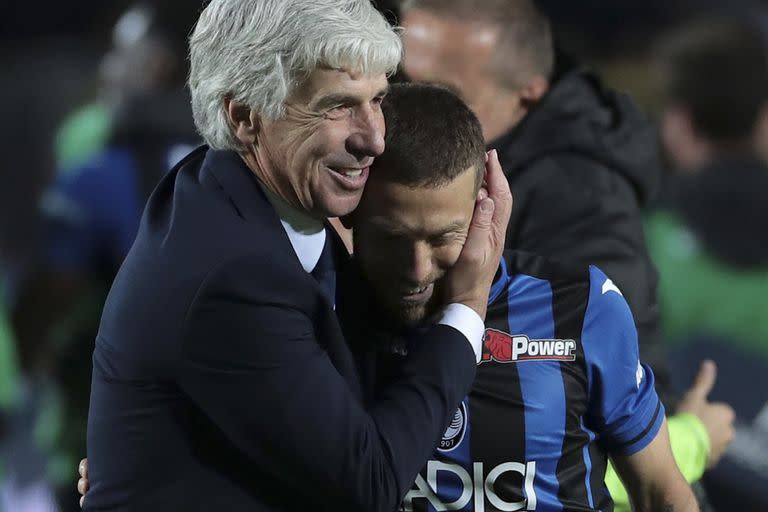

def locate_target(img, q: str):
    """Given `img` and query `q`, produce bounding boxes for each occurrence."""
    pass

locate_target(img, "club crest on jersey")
[481,329,577,364]
[438,401,467,453]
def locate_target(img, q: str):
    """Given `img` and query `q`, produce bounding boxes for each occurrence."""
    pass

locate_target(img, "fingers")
[484,149,513,234]
[690,359,717,400]
[712,401,736,425]
[485,149,511,204]
[78,458,89,507]
[78,477,89,495]
[472,198,495,230]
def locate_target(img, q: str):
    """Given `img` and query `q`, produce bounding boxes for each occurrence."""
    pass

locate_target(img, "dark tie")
[311,231,336,305]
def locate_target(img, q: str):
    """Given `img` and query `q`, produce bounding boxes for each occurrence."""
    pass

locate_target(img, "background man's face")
[257,68,389,217]
[353,167,477,326]
[401,8,499,114]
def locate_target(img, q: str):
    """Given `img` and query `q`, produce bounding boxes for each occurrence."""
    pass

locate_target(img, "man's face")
[257,68,389,218]
[353,167,478,326]
[401,8,499,114]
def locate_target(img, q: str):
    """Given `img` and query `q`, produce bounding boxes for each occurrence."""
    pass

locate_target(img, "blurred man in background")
[651,16,768,343]
[397,0,733,508]
[648,18,768,509]
[6,4,198,510]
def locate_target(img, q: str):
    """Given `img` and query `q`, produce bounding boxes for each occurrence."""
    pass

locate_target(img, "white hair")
[189,0,403,151]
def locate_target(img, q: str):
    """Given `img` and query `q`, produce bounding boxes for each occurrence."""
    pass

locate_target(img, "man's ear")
[519,74,549,108]
[224,97,261,145]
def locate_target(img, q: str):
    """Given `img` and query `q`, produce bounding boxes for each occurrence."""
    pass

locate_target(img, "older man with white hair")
[81,0,512,511]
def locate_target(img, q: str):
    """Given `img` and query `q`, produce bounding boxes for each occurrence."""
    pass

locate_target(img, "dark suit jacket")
[84,147,476,511]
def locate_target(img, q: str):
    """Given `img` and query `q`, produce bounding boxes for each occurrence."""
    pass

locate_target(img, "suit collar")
[201,147,351,273]
[259,185,326,273]
[201,148,272,223]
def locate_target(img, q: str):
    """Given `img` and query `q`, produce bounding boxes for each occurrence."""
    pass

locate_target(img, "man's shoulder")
[138,146,290,261]
[97,147,307,359]
[495,251,633,331]
[502,250,590,289]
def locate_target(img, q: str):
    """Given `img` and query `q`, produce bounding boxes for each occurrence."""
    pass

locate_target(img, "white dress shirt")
[261,186,485,362]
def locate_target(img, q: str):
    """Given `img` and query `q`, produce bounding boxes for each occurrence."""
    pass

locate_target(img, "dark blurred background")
[1,1,767,511]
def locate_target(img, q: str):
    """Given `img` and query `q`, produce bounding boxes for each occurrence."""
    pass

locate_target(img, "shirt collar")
[259,184,326,273]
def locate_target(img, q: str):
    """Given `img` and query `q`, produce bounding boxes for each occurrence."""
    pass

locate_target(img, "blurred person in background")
[6,4,198,510]
[53,3,193,171]
[648,18,768,509]
[397,0,733,509]
[651,16,768,342]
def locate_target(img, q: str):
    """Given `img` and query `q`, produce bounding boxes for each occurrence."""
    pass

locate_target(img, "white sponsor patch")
[511,336,577,362]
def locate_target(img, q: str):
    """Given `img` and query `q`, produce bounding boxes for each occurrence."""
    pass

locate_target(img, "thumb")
[471,197,495,231]
[690,359,717,400]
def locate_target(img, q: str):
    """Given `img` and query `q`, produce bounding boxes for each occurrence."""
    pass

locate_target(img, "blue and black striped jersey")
[401,251,664,512]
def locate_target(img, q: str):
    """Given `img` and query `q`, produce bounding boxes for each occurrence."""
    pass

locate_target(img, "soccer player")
[345,83,697,511]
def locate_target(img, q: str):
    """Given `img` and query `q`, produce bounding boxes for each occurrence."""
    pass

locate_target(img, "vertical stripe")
[508,275,565,511]
[588,441,612,511]
[579,417,596,509]
[470,284,527,510]
[551,276,592,510]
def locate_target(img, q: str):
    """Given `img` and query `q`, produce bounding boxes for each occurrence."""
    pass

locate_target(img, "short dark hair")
[402,0,554,88]
[655,18,768,142]
[373,82,486,193]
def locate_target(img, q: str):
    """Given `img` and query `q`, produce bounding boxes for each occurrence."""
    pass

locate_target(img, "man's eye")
[430,235,454,247]
[324,105,353,120]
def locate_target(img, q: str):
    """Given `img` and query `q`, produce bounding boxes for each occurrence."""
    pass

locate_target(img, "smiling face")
[353,166,478,326]
[255,68,390,218]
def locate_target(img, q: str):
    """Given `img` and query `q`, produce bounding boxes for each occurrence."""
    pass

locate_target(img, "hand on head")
[442,149,512,319]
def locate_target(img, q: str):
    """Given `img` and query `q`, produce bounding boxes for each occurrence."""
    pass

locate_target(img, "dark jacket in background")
[492,60,672,404]
[664,155,768,268]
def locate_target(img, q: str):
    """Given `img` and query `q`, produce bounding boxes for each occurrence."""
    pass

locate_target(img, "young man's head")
[400,0,553,142]
[350,83,486,327]
[654,18,768,171]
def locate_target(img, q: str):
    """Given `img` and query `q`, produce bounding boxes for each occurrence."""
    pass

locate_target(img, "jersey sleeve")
[581,266,665,456]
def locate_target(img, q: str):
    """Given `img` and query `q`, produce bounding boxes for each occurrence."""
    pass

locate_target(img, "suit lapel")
[202,148,365,400]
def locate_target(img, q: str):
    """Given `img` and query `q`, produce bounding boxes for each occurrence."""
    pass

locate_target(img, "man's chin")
[387,301,442,329]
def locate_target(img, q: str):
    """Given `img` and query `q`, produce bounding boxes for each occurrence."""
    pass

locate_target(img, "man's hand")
[443,149,513,320]
[677,360,735,467]
[78,458,89,508]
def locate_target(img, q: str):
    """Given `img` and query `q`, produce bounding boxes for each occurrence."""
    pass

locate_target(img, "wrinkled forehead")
[289,68,390,106]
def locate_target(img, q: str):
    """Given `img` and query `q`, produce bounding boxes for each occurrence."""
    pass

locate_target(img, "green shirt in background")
[54,102,111,171]
[645,211,768,357]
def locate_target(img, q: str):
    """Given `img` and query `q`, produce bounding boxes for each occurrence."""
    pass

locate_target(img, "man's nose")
[346,106,385,158]
[404,242,434,285]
